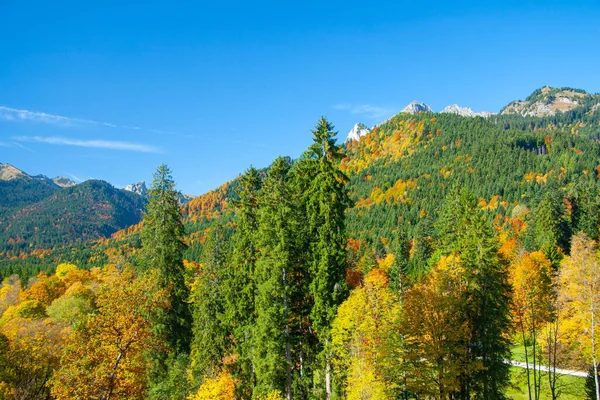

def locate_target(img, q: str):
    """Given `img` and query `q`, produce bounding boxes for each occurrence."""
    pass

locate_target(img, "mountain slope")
[500,86,600,117]
[0,180,145,253]
[3,86,600,278]
[0,163,61,210]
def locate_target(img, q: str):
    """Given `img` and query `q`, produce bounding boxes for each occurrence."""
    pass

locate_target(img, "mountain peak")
[501,86,596,117]
[124,181,148,197]
[346,123,371,142]
[401,101,432,115]
[441,104,493,118]
[52,176,77,188]
[0,163,30,181]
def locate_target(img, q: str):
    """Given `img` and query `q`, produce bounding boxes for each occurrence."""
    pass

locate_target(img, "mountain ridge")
[345,86,600,142]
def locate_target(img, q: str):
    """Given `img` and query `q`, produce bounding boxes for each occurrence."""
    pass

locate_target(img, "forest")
[1,103,600,399]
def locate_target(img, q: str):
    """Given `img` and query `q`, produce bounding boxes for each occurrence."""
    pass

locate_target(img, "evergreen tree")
[408,216,434,280]
[436,189,512,399]
[189,224,229,385]
[139,165,192,353]
[575,183,600,241]
[138,165,193,398]
[389,229,410,294]
[253,157,298,399]
[302,117,351,399]
[527,191,571,253]
[222,167,262,396]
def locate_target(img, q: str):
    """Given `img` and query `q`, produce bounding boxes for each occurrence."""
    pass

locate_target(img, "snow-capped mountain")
[123,180,195,205]
[441,104,493,118]
[124,181,148,197]
[346,123,371,142]
[401,101,433,115]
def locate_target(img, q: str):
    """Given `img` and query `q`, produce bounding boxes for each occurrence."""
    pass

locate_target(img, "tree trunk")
[521,324,533,400]
[546,318,559,400]
[325,353,332,400]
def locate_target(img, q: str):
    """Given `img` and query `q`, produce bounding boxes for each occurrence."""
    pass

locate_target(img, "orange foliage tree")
[51,268,167,400]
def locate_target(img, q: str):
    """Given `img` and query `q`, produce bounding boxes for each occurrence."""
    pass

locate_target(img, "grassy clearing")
[507,366,587,399]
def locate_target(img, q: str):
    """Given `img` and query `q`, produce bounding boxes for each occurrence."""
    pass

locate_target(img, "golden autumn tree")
[20,272,66,305]
[51,268,167,400]
[559,232,600,400]
[187,369,235,400]
[509,250,554,400]
[400,255,478,400]
[331,268,399,400]
[0,317,67,400]
[0,275,21,317]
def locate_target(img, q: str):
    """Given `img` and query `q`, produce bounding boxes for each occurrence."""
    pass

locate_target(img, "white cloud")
[11,141,36,153]
[14,136,161,153]
[333,103,394,120]
[0,106,141,130]
[66,173,83,182]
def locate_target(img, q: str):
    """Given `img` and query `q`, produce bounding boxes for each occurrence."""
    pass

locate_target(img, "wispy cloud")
[66,173,83,182]
[14,136,161,153]
[333,103,394,120]
[0,106,131,128]
[11,141,36,153]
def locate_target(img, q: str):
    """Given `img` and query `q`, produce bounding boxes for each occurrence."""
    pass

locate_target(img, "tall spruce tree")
[253,157,298,399]
[189,224,229,385]
[222,167,262,396]
[303,117,351,399]
[139,164,192,354]
[436,189,512,399]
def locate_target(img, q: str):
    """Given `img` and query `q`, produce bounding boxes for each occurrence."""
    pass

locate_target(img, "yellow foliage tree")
[400,255,479,399]
[187,370,235,400]
[0,317,67,399]
[509,250,553,400]
[332,268,399,399]
[559,233,600,399]
[51,268,167,400]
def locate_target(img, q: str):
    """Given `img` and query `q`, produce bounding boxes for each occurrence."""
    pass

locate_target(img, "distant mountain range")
[345,86,600,142]
[2,85,600,272]
[123,181,195,205]
[0,164,197,255]
[0,164,146,253]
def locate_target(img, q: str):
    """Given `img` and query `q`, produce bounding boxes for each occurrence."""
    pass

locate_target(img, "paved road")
[507,360,587,378]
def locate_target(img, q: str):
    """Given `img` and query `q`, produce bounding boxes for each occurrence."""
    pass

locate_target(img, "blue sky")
[1,0,599,195]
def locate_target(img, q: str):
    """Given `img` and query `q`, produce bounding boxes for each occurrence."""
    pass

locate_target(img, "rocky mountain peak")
[401,101,432,115]
[346,123,371,142]
[500,86,595,117]
[123,181,148,197]
[0,163,30,181]
[52,176,77,188]
[441,104,493,118]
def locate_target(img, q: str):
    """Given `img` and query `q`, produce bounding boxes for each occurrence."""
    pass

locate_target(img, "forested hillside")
[0,180,146,256]
[1,87,600,399]
[4,87,599,279]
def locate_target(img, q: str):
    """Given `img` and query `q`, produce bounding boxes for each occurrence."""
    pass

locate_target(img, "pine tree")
[253,157,297,399]
[139,164,192,354]
[303,117,351,399]
[436,189,512,399]
[190,224,229,386]
[389,230,410,294]
[409,216,434,281]
[222,167,262,396]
